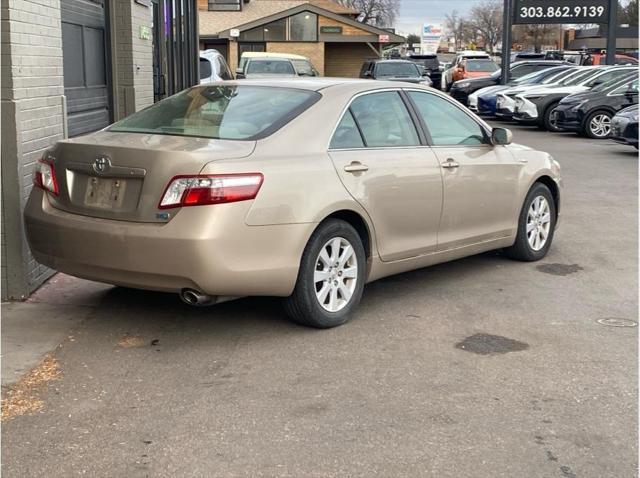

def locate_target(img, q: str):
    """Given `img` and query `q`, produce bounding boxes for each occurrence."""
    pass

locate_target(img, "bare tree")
[335,0,401,27]
[444,10,462,50]
[469,0,503,53]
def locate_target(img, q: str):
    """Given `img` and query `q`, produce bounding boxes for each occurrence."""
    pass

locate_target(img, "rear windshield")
[246,59,295,75]
[409,57,440,69]
[376,62,420,77]
[466,60,499,72]
[109,86,320,140]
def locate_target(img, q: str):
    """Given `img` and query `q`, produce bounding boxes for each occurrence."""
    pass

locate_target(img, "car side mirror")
[492,127,512,145]
[236,71,245,79]
[363,71,373,78]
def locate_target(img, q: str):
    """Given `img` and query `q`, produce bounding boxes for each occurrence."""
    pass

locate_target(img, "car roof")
[200,77,426,92]
[370,59,416,63]
[241,52,308,60]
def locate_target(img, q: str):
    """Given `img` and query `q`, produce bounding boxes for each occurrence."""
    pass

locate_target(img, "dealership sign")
[421,24,442,54]
[513,0,608,24]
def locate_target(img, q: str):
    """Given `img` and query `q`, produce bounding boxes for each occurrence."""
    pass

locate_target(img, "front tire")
[542,102,562,132]
[283,219,366,328]
[584,110,613,139]
[505,183,556,262]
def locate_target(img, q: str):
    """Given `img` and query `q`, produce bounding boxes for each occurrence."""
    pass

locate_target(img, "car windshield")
[376,62,420,77]
[542,68,577,84]
[466,60,499,72]
[109,86,320,140]
[246,60,295,75]
[560,69,599,85]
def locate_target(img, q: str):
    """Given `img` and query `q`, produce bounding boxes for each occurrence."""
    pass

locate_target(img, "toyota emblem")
[93,156,111,174]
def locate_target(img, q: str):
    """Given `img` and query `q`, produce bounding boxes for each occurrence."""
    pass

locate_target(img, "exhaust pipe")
[180,288,216,307]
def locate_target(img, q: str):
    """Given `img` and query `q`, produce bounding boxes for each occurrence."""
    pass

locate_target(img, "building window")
[238,12,318,42]
[208,0,241,11]
[289,12,317,41]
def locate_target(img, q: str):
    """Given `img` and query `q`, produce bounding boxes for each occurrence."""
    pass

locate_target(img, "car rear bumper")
[24,189,314,296]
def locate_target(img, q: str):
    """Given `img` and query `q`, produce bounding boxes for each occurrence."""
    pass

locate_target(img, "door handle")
[441,158,460,169]
[344,162,369,173]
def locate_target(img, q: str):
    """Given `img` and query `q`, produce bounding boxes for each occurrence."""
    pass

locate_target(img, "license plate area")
[84,176,127,209]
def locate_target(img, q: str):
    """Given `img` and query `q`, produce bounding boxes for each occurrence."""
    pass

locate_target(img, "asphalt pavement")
[2,123,638,477]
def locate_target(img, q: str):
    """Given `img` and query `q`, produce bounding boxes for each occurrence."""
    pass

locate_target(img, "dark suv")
[359,59,432,86]
[406,54,441,89]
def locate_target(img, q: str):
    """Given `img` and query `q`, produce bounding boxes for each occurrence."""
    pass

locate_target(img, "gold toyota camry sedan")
[25,78,562,328]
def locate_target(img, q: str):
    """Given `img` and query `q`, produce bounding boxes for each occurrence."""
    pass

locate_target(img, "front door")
[61,0,111,137]
[328,91,443,262]
[406,90,522,250]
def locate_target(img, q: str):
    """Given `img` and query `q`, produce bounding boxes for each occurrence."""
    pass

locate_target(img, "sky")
[395,0,478,36]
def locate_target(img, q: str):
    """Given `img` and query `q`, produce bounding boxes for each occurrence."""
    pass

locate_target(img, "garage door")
[61,0,110,137]
[325,43,376,78]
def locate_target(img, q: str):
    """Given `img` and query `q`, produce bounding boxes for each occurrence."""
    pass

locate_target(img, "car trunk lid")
[48,131,256,223]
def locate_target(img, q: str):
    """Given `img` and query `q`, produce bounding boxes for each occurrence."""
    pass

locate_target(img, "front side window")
[611,79,639,95]
[291,59,317,76]
[109,86,320,140]
[348,92,420,147]
[289,12,317,41]
[408,91,486,146]
[585,69,632,88]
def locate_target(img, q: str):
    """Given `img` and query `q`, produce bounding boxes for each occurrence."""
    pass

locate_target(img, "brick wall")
[112,0,153,119]
[266,42,325,75]
[1,0,65,299]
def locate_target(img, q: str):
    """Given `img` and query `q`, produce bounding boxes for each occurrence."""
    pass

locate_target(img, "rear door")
[406,90,522,250]
[328,90,443,262]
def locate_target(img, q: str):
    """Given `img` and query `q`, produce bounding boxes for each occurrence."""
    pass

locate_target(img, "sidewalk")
[1,274,108,386]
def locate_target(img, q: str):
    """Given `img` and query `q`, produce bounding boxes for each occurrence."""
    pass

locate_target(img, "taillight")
[34,158,59,195]
[158,173,263,209]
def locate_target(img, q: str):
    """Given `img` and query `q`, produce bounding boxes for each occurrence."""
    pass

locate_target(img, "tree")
[469,0,503,53]
[406,33,420,46]
[444,10,462,50]
[618,0,639,26]
[334,0,401,27]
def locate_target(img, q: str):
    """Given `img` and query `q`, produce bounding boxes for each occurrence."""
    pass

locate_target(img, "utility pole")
[500,0,513,85]
[605,0,618,65]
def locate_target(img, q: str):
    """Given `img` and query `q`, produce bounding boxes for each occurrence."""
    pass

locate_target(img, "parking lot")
[2,124,638,477]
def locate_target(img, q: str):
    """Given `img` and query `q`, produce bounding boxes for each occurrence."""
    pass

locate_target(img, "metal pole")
[605,0,618,65]
[500,0,513,85]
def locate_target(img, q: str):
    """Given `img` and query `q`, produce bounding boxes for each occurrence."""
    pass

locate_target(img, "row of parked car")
[455,63,639,148]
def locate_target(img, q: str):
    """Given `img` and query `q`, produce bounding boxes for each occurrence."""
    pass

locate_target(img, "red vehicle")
[452,59,500,82]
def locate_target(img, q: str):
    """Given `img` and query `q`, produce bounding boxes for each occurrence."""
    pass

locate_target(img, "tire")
[504,183,556,262]
[542,102,562,132]
[283,219,366,328]
[583,110,613,139]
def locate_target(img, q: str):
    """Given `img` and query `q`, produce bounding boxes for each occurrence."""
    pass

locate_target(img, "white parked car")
[199,49,234,84]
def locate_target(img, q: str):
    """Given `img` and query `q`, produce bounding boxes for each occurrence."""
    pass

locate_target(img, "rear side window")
[199,58,212,80]
[330,110,364,149]
[348,92,420,148]
[109,86,320,140]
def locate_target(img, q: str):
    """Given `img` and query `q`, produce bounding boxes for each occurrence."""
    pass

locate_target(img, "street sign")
[513,0,608,24]
[379,34,390,43]
[230,28,240,38]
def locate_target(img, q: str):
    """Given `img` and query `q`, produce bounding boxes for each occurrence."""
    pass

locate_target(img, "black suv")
[359,59,432,86]
[406,54,441,89]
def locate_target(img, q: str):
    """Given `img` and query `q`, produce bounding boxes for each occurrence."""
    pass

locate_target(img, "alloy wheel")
[526,196,551,251]
[314,237,358,312]
[589,114,611,138]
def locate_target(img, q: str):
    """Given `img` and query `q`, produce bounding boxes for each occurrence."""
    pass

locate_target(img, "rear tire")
[283,219,366,328]
[505,183,556,262]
